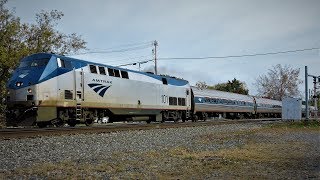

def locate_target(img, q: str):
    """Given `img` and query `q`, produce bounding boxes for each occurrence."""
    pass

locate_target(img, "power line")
[115,46,320,71]
[72,44,153,56]
[107,55,152,64]
[117,59,154,67]
[157,47,320,61]
[88,41,153,52]
[68,41,154,56]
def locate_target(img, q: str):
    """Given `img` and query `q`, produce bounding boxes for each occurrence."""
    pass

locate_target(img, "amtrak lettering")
[92,79,112,84]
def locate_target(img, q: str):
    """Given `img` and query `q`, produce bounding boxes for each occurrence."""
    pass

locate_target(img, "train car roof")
[191,86,253,102]
[255,97,282,105]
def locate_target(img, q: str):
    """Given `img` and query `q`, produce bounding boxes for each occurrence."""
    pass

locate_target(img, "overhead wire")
[115,47,320,68]
[73,44,153,56]
[88,40,153,52]
[108,55,153,65]
[68,40,154,56]
[157,47,320,61]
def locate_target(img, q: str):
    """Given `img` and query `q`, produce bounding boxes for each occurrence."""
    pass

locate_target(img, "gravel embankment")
[0,122,319,179]
[0,123,258,171]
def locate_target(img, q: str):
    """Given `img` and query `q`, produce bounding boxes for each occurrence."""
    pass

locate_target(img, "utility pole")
[306,65,320,121]
[153,40,158,75]
[305,66,309,120]
[313,77,318,120]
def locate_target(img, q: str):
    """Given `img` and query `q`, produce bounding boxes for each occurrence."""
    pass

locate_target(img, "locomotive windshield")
[19,58,50,68]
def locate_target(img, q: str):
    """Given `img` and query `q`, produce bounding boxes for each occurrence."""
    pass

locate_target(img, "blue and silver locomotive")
[6,53,192,127]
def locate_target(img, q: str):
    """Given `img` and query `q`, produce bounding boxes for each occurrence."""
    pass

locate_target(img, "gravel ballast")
[0,122,319,179]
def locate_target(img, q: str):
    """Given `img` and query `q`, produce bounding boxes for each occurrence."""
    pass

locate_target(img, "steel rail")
[0,118,281,140]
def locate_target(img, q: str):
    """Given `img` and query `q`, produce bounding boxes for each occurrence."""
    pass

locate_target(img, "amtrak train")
[6,53,282,127]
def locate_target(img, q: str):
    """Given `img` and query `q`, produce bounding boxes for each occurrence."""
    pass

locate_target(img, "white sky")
[6,0,320,96]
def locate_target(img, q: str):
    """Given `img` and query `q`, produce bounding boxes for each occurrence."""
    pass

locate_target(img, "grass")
[268,120,320,129]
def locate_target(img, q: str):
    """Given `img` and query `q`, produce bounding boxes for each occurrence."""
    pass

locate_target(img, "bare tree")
[255,64,302,100]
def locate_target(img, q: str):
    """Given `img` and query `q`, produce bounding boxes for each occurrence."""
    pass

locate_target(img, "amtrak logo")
[88,83,111,97]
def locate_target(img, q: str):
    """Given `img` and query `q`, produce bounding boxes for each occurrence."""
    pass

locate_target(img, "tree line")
[196,64,303,102]
[0,0,86,125]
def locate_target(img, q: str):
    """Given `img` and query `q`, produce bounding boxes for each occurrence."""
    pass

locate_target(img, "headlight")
[27,88,32,93]
[16,82,23,87]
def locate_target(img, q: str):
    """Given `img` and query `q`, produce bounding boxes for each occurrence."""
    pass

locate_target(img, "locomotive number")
[161,95,168,104]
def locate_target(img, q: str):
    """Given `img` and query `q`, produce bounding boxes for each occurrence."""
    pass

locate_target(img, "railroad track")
[0,118,281,139]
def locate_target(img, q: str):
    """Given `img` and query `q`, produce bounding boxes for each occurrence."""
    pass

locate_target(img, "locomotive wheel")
[194,115,198,122]
[51,118,65,127]
[85,119,94,126]
[181,112,187,122]
[161,112,169,123]
[202,113,208,121]
[68,119,77,127]
[192,115,198,122]
[37,122,47,128]
[173,116,179,123]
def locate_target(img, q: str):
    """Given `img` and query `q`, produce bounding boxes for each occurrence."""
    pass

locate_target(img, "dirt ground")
[1,121,319,179]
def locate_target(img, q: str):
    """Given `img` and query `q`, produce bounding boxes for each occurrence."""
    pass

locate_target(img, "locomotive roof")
[22,53,189,84]
[255,97,282,105]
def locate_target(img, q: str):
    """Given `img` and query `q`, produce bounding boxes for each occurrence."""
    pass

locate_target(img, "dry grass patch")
[216,142,308,163]
[196,129,258,145]
[2,159,129,179]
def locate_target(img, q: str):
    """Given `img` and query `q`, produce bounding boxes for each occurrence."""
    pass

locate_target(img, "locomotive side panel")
[82,64,190,115]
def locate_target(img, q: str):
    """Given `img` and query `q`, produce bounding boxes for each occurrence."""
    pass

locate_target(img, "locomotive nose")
[7,56,51,102]
[8,68,43,90]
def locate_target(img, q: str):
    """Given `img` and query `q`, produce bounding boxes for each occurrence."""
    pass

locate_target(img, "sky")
[6,0,320,96]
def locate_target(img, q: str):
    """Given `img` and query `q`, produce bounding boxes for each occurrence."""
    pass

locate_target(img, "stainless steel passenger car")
[192,87,282,120]
[254,97,282,118]
[192,87,255,119]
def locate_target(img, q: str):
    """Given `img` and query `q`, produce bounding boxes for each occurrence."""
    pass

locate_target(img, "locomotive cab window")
[121,71,129,79]
[20,58,50,68]
[89,65,97,74]
[57,58,72,69]
[98,66,106,75]
[114,69,120,77]
[162,78,168,85]
[108,68,114,76]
